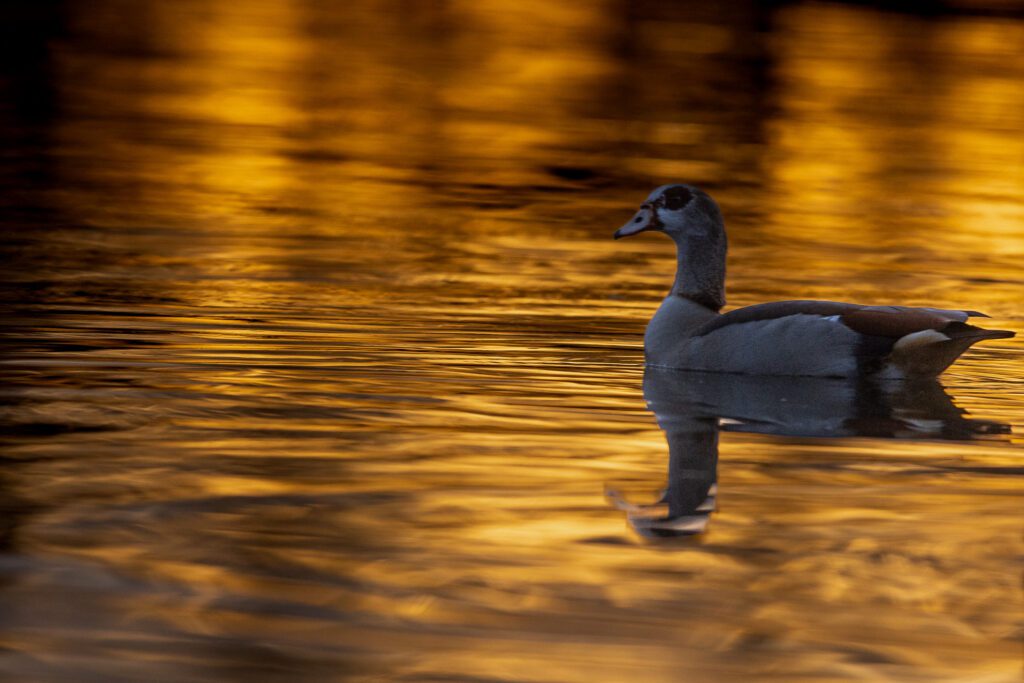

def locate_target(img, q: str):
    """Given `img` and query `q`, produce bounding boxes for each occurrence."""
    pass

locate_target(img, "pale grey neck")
[670,234,726,312]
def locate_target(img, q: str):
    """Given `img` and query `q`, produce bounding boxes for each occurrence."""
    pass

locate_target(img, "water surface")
[1,2,1022,682]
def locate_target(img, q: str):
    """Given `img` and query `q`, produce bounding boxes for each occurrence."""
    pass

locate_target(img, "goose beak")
[614,207,656,239]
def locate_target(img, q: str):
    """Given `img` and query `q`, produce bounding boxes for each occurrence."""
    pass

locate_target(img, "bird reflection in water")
[609,368,1010,538]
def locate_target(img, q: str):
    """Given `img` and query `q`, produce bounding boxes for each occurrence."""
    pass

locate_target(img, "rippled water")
[1,2,1023,682]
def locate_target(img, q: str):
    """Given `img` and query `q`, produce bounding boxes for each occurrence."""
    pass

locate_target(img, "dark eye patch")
[661,186,693,210]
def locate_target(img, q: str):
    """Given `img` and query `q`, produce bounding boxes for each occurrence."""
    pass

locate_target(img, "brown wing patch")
[839,308,952,338]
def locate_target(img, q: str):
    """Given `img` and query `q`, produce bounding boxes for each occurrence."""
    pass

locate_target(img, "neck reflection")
[610,367,1010,538]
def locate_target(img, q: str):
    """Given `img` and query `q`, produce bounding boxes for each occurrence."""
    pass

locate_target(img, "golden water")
[1,2,1022,681]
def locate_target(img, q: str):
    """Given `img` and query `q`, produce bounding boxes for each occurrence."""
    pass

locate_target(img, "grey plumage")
[614,184,1015,378]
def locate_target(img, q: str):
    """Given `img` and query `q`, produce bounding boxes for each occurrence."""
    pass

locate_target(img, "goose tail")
[888,323,1014,378]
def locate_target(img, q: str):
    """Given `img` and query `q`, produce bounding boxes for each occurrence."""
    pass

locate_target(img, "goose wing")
[695,300,986,339]
[692,300,1012,377]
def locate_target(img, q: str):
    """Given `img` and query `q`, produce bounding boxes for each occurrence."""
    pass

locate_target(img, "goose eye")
[662,186,693,210]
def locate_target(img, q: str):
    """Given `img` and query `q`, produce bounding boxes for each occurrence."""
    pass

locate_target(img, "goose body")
[614,185,1014,379]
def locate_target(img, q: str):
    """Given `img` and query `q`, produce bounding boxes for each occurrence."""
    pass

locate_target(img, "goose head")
[613,184,728,311]
[613,184,723,242]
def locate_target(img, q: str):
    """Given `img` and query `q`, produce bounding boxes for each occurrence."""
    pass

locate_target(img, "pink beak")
[614,206,657,239]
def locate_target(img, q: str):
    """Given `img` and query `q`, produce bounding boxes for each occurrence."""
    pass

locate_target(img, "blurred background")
[1,1,1022,682]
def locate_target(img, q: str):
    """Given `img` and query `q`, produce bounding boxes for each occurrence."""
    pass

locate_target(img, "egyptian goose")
[614,184,1015,378]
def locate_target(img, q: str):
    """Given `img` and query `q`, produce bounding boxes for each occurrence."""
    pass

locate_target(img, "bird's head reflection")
[608,368,1010,539]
